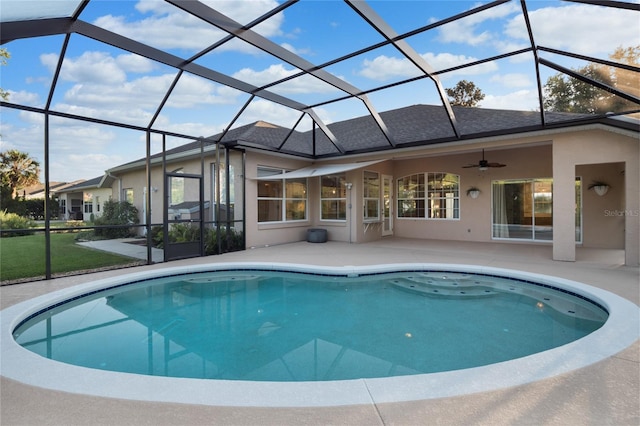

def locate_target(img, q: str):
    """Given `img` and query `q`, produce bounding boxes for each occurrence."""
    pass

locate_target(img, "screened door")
[164,173,204,261]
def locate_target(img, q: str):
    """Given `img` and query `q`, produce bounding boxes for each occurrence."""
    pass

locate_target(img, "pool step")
[389,278,497,298]
[389,275,607,322]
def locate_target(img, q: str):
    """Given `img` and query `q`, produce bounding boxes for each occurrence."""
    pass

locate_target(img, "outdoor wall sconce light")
[466,187,481,199]
[588,181,610,196]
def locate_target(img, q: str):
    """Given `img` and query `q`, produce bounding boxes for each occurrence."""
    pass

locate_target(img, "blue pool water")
[13,269,607,382]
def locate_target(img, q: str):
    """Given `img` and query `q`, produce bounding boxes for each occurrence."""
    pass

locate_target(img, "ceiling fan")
[462,149,506,171]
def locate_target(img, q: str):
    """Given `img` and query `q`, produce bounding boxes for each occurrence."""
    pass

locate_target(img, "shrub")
[167,222,200,243]
[151,225,163,248]
[0,210,35,237]
[24,198,60,220]
[93,200,139,239]
[158,224,243,255]
[204,226,244,255]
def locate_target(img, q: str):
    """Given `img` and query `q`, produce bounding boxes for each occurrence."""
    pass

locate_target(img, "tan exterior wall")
[391,145,553,242]
[553,128,639,265]
[88,188,114,221]
[245,152,312,248]
[576,162,625,249]
[108,126,638,265]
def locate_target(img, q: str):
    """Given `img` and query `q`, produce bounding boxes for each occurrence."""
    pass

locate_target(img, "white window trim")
[397,172,460,220]
[363,170,381,223]
[320,173,347,222]
[257,167,308,223]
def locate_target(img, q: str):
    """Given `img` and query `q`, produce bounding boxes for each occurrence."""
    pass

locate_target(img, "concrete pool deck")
[1,238,638,425]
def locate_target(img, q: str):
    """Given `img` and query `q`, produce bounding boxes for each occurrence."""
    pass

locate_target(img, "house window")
[397,173,459,219]
[397,174,424,218]
[123,188,134,204]
[363,171,380,222]
[96,196,100,213]
[321,173,346,221]
[83,193,93,214]
[59,199,66,215]
[427,172,459,219]
[257,167,307,222]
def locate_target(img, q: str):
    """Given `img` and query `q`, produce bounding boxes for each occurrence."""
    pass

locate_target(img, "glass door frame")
[382,174,393,236]
[163,171,205,261]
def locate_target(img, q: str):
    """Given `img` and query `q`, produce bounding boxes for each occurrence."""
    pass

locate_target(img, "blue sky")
[0,0,637,182]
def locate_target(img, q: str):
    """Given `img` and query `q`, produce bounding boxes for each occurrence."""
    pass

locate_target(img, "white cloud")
[424,52,498,75]
[15,111,46,129]
[489,73,532,88]
[159,121,222,139]
[33,47,245,153]
[115,54,156,74]
[359,52,498,81]
[67,152,123,172]
[233,64,299,86]
[53,101,156,127]
[42,52,127,84]
[236,98,301,128]
[437,2,521,46]
[93,0,283,52]
[48,118,118,150]
[0,115,129,181]
[38,66,237,126]
[359,55,421,81]
[481,89,539,111]
[280,42,312,56]
[52,152,125,181]
[504,4,638,56]
[6,90,41,106]
[167,73,240,108]
[233,64,341,94]
[440,28,492,47]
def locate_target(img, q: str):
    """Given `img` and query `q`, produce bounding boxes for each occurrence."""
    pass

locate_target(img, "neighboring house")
[20,181,82,200]
[56,176,116,221]
[102,105,639,266]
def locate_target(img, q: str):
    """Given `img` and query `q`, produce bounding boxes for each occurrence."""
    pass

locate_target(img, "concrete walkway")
[1,238,638,425]
[77,238,164,263]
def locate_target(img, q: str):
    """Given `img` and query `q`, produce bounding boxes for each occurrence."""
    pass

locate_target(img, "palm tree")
[0,150,41,199]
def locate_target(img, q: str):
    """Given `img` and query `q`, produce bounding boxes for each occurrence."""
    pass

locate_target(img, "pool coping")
[1,262,638,408]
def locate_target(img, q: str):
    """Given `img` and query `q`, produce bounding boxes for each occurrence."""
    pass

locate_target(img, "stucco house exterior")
[100,105,639,266]
[56,175,115,221]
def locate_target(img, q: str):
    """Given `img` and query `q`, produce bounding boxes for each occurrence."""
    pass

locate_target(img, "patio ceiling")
[0,0,638,170]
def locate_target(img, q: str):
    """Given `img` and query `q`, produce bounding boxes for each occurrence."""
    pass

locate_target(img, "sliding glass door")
[492,178,553,241]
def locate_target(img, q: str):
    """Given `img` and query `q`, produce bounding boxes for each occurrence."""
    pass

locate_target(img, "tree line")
[0,150,59,220]
[446,45,638,112]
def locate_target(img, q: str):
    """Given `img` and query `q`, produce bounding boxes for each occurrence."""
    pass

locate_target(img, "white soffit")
[256,160,384,180]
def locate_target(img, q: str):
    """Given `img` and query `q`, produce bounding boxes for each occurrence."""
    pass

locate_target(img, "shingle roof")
[109,104,635,173]
[58,176,104,192]
[239,105,596,156]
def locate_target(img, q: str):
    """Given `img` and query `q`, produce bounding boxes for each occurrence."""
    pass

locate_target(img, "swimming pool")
[1,263,638,407]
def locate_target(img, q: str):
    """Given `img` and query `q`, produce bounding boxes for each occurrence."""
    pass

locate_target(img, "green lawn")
[1,233,138,282]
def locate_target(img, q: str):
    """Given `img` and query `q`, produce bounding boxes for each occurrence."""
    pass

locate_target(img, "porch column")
[624,158,640,266]
[552,143,576,262]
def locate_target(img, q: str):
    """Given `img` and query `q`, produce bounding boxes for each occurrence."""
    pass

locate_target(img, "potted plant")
[466,187,481,199]
[588,181,610,196]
